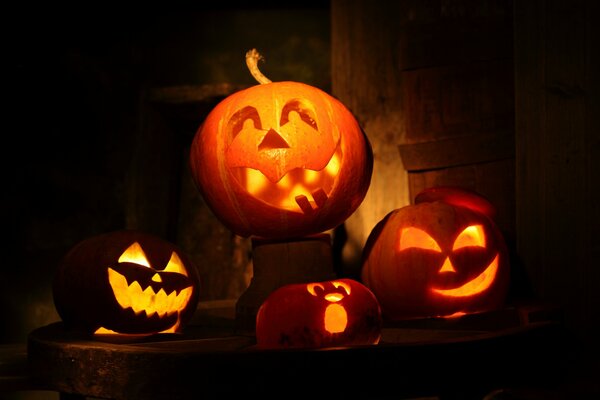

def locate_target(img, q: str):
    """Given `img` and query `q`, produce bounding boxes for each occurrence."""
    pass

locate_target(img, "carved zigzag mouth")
[108,268,193,318]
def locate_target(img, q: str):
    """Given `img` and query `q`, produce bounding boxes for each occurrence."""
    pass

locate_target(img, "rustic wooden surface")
[25,302,569,399]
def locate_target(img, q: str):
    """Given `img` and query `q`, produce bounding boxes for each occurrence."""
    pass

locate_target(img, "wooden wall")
[332,0,517,278]
[333,0,599,351]
[331,1,410,277]
[514,0,600,350]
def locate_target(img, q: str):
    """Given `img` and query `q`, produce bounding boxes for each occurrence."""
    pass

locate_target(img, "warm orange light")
[307,283,325,296]
[246,168,271,195]
[399,227,442,252]
[432,254,499,297]
[324,151,341,177]
[438,257,456,273]
[94,322,179,335]
[442,311,467,319]
[453,225,486,250]
[118,242,150,267]
[107,268,193,318]
[324,303,347,333]
[235,146,342,214]
[163,252,188,277]
[324,293,344,302]
[332,280,351,295]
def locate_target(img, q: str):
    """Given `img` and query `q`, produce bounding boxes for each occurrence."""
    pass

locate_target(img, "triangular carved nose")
[438,257,456,273]
[258,128,290,151]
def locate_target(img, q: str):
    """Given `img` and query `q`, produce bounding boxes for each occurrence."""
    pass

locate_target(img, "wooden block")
[235,234,336,334]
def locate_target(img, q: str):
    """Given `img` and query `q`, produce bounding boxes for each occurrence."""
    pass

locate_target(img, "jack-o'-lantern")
[361,187,510,320]
[53,230,200,335]
[189,49,372,239]
[255,278,382,349]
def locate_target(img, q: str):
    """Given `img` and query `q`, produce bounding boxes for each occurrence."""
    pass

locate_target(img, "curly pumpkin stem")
[245,48,272,84]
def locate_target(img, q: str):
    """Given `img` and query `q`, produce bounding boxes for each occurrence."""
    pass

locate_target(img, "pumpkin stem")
[245,48,272,85]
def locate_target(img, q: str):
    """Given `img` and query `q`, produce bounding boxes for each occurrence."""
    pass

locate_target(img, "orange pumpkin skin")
[189,81,373,239]
[53,230,200,334]
[361,187,510,320]
[255,278,382,349]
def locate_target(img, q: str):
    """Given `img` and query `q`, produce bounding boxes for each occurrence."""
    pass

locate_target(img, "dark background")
[3,1,600,398]
[4,3,331,343]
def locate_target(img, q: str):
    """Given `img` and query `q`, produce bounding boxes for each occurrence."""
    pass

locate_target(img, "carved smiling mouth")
[432,254,499,297]
[232,144,342,214]
[108,268,194,318]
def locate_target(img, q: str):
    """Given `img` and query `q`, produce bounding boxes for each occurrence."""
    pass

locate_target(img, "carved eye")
[399,227,442,252]
[280,99,318,131]
[453,225,486,250]
[118,242,151,268]
[228,106,261,139]
[163,252,188,277]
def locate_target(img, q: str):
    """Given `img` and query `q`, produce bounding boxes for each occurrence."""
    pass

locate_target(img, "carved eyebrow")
[399,227,442,252]
[228,106,261,139]
[332,281,351,295]
[280,99,318,130]
[307,283,325,296]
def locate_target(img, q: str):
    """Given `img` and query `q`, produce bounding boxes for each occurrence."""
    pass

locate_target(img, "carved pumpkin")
[189,49,372,239]
[53,230,200,335]
[255,278,382,349]
[361,187,510,320]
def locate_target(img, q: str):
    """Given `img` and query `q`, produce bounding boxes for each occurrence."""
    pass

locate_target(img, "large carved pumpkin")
[53,230,200,335]
[255,278,382,349]
[361,187,510,320]
[189,49,372,239]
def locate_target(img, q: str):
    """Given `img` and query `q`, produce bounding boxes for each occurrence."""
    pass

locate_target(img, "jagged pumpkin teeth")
[53,230,200,335]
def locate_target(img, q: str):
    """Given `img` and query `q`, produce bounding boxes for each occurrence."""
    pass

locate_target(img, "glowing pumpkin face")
[189,58,372,239]
[361,187,510,320]
[53,230,200,335]
[255,278,382,349]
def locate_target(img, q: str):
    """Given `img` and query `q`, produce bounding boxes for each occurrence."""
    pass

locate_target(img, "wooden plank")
[331,0,410,278]
[399,130,514,171]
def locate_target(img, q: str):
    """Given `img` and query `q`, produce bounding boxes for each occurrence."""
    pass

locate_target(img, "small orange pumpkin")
[255,278,382,349]
[189,49,372,239]
[53,230,200,335]
[361,187,510,320]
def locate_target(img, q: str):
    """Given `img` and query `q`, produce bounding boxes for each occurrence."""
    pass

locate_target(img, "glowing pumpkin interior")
[399,224,498,298]
[226,101,342,214]
[96,242,194,334]
[307,281,352,334]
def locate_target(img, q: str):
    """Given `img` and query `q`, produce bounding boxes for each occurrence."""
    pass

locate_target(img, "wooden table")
[27,302,569,400]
